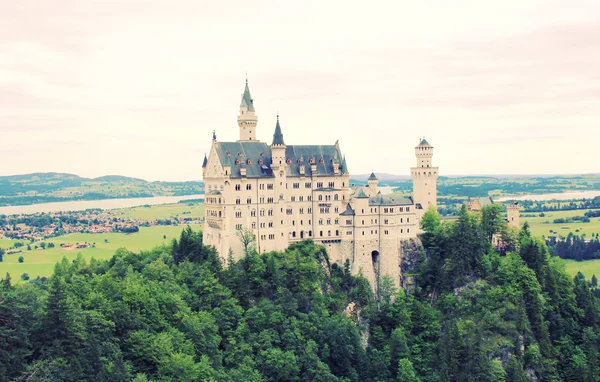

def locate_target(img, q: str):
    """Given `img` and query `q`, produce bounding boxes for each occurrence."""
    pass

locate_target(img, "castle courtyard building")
[202,80,439,287]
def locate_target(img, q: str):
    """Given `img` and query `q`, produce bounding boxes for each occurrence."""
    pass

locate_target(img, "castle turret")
[270,115,286,167]
[507,202,521,228]
[237,78,258,141]
[367,172,378,196]
[410,138,438,209]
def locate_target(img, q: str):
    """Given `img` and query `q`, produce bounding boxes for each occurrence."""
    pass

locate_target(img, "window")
[334,207,339,213]
[317,182,323,188]
[334,194,338,201]
[246,184,252,190]
[346,219,352,225]
[329,181,335,188]
[269,222,273,228]
[300,208,304,214]
[260,184,265,190]
[384,230,389,235]
[267,197,274,203]
[293,183,300,189]
[335,230,339,236]
[318,195,323,201]
[268,209,273,216]
[235,211,242,218]
[299,196,304,201]
[305,182,311,188]
[260,209,265,216]
[308,207,312,214]
[247,198,251,204]
[236,198,241,205]
[326,218,331,225]
[235,224,242,230]
[267,184,273,190]
[319,218,323,225]
[292,231,296,238]
[252,222,256,229]
[251,210,256,217]
[328,230,331,236]
[235,184,241,191]
[286,208,292,215]
[291,196,296,202]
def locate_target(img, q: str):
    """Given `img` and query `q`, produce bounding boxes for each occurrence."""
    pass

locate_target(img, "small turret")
[238,77,258,141]
[410,137,438,210]
[270,115,287,169]
[367,172,378,195]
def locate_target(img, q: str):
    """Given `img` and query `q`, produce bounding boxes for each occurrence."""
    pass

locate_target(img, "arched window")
[292,232,296,238]
[334,194,338,201]
[318,195,323,201]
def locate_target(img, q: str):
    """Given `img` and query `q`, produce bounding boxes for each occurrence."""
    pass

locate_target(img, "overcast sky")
[1,0,599,181]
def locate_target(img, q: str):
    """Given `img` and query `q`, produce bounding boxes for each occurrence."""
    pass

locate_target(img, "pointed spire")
[202,153,208,168]
[240,77,255,112]
[341,156,349,174]
[368,172,377,181]
[272,114,285,146]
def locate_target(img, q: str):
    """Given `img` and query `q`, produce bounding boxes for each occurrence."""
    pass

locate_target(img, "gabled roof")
[368,172,377,181]
[202,154,207,168]
[272,117,285,146]
[340,203,355,216]
[417,138,432,147]
[240,80,255,112]
[354,188,369,198]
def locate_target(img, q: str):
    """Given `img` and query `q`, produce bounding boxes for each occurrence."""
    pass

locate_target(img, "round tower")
[410,138,439,209]
[506,202,521,228]
[238,78,258,141]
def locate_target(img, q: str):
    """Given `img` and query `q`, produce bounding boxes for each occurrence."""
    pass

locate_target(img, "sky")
[1,0,599,181]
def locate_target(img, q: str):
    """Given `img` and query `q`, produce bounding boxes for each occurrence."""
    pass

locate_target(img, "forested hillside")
[0,173,203,206]
[1,207,599,381]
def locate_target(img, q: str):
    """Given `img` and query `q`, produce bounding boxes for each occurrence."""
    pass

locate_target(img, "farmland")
[521,209,600,238]
[0,224,200,280]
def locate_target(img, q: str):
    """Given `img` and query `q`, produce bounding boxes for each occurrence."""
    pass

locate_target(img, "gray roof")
[417,138,432,147]
[368,172,377,181]
[215,141,273,178]
[354,188,369,198]
[369,195,414,206]
[340,203,355,216]
[202,154,207,168]
[240,80,255,112]
[213,141,346,178]
[272,117,285,146]
[284,145,344,177]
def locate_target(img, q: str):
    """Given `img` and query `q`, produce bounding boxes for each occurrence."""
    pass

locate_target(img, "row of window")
[234,181,346,192]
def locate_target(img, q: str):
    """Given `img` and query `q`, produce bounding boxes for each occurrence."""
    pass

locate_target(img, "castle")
[202,80,438,287]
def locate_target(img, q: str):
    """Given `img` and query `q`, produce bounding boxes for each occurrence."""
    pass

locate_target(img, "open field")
[115,202,204,221]
[522,209,600,238]
[564,259,600,279]
[0,224,200,280]
[0,238,18,250]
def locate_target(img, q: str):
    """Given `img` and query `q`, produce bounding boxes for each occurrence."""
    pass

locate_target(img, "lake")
[496,190,600,202]
[0,194,205,215]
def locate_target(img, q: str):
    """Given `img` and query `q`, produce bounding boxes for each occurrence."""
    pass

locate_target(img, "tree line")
[0,206,599,381]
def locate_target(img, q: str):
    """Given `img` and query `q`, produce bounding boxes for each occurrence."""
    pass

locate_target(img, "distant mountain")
[0,172,204,207]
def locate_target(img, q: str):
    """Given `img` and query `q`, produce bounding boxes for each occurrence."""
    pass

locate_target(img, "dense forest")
[547,233,600,261]
[1,206,600,381]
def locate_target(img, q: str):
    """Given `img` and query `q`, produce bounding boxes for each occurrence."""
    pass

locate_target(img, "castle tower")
[367,172,378,196]
[507,202,521,228]
[270,115,286,166]
[237,78,258,141]
[270,115,288,250]
[410,138,438,209]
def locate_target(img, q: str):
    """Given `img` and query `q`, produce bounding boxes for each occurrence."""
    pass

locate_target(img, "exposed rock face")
[399,237,423,292]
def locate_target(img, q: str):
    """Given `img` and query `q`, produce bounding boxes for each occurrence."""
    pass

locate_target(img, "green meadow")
[521,209,600,238]
[564,259,600,279]
[114,201,205,220]
[0,224,200,280]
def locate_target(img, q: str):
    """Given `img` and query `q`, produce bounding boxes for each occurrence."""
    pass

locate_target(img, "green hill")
[0,172,203,207]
